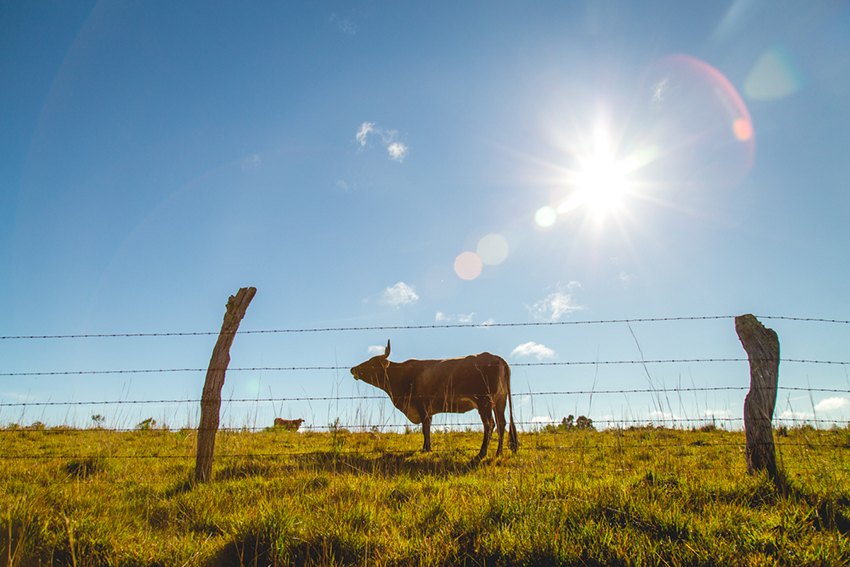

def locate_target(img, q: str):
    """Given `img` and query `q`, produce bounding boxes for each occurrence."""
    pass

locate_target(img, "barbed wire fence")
[2,314,849,476]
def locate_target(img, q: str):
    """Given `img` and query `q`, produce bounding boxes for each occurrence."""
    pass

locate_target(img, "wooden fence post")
[195,287,256,483]
[735,314,780,479]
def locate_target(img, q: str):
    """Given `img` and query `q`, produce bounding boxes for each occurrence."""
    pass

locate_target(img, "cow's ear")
[385,339,391,358]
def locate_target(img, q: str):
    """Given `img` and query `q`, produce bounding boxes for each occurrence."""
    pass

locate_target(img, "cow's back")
[398,352,510,413]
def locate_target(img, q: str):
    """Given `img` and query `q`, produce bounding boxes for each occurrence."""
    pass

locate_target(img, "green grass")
[2,425,849,566]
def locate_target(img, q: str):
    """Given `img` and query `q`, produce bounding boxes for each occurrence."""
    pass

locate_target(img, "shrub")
[543,415,595,433]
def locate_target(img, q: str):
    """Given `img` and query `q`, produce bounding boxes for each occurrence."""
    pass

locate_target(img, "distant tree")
[543,414,595,433]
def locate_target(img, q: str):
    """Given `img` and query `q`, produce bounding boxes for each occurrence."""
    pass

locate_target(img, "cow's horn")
[385,339,391,357]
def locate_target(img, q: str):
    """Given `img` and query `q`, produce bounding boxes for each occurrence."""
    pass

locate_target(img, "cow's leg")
[494,396,508,456]
[475,403,495,461]
[421,415,432,452]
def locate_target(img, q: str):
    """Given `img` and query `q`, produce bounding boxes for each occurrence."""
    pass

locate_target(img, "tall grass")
[2,424,849,566]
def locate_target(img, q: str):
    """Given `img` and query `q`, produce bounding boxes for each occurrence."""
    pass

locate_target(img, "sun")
[572,150,631,217]
[555,123,635,220]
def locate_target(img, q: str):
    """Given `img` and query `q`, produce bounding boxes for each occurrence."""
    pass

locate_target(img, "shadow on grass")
[291,450,484,478]
[772,469,850,534]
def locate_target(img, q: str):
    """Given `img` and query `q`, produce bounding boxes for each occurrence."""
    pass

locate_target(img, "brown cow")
[350,340,518,460]
[273,417,304,431]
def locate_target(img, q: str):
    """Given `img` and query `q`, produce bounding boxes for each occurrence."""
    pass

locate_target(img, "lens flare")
[534,206,557,228]
[477,234,509,265]
[629,54,755,189]
[733,118,753,142]
[744,45,804,101]
[454,251,482,280]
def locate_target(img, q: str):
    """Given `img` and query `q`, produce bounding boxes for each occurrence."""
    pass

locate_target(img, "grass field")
[2,423,849,566]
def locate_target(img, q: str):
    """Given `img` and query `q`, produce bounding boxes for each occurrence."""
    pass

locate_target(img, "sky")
[2,0,850,432]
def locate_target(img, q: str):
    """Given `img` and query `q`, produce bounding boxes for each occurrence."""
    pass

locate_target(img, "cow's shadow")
[288,450,494,478]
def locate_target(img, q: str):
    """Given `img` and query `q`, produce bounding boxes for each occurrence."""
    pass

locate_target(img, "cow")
[273,417,304,431]
[350,340,518,461]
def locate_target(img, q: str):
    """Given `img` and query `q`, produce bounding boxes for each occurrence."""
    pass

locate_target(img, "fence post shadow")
[735,313,780,480]
[194,287,256,483]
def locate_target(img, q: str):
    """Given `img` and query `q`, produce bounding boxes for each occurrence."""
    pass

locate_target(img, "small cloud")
[387,142,409,162]
[435,312,492,326]
[649,410,681,422]
[355,122,409,162]
[1,391,37,402]
[778,409,813,421]
[356,122,375,147]
[618,271,632,283]
[336,180,350,191]
[329,13,357,35]
[242,155,261,170]
[701,409,732,419]
[651,76,669,106]
[381,282,419,307]
[516,395,532,407]
[815,397,848,412]
[511,342,555,360]
[526,285,583,322]
[531,416,557,424]
[367,345,385,356]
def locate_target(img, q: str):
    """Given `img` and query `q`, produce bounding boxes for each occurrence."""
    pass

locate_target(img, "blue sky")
[2,1,849,432]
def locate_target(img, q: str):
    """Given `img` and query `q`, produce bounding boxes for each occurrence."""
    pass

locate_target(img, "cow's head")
[350,340,391,390]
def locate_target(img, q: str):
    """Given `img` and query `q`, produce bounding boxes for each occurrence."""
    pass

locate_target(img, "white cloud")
[336,180,349,191]
[355,122,409,162]
[701,409,732,419]
[381,282,419,307]
[516,395,532,407]
[531,416,557,424]
[367,345,385,356]
[618,271,632,283]
[436,312,491,326]
[356,122,375,147]
[649,410,682,422]
[815,397,848,412]
[387,142,409,162]
[652,77,669,106]
[777,409,813,421]
[329,13,356,35]
[241,155,261,170]
[511,341,555,360]
[526,286,582,322]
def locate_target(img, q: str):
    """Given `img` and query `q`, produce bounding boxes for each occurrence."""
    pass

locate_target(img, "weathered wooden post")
[195,287,256,483]
[735,314,780,479]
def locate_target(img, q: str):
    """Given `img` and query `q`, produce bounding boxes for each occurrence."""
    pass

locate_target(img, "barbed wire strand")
[3,385,850,408]
[4,357,850,378]
[3,314,849,341]
[4,415,849,432]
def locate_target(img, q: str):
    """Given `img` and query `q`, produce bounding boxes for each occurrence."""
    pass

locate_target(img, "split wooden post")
[195,287,256,483]
[735,314,780,479]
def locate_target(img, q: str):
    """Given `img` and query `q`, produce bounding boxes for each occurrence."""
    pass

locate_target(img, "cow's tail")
[506,359,519,453]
